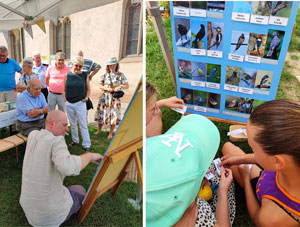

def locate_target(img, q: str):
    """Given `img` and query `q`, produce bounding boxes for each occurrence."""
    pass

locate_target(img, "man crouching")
[20,110,103,226]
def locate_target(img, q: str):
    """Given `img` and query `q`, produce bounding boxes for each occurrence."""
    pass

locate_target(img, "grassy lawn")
[146,6,300,226]
[0,127,142,226]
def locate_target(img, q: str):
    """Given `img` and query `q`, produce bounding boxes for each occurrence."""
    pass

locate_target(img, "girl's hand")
[157,96,184,109]
[220,155,243,168]
[218,168,233,193]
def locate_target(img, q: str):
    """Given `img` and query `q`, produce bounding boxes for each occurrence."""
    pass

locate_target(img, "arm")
[15,84,27,92]
[114,82,129,92]
[27,106,49,118]
[45,67,50,86]
[157,96,184,109]
[215,168,232,227]
[88,68,100,81]
[220,153,257,168]
[82,76,90,102]
[79,152,103,171]
[63,76,67,102]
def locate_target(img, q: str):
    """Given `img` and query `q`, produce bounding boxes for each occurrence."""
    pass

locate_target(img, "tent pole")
[146,1,177,89]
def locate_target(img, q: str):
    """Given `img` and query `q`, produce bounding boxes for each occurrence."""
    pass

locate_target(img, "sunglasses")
[74,64,83,69]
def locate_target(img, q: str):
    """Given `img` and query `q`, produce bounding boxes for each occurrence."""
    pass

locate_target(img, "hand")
[114,86,121,92]
[81,98,87,103]
[27,109,39,118]
[218,168,233,193]
[173,199,198,227]
[220,155,243,168]
[158,96,184,109]
[90,153,103,165]
[106,87,114,92]
[238,164,251,183]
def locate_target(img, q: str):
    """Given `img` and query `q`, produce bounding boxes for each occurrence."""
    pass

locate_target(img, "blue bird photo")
[266,32,281,59]
[256,75,270,89]
[208,67,218,81]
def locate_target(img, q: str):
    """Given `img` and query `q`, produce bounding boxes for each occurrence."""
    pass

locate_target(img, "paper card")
[190,9,206,17]
[250,15,269,25]
[214,158,222,175]
[269,16,288,26]
[206,82,220,89]
[239,87,254,95]
[224,84,238,92]
[173,7,190,17]
[194,106,207,112]
[191,48,206,56]
[171,105,187,115]
[191,80,206,87]
[228,53,244,62]
[205,172,215,180]
[207,50,223,58]
[232,12,250,22]
[245,55,261,64]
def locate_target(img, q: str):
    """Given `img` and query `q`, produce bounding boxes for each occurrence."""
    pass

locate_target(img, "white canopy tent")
[0,0,118,31]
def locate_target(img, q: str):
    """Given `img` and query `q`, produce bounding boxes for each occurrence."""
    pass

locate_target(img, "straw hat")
[107,57,118,65]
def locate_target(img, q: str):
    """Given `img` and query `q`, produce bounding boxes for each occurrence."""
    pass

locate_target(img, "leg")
[57,94,66,113]
[66,102,80,144]
[41,88,48,102]
[221,142,261,188]
[0,91,6,103]
[5,90,17,102]
[64,185,86,222]
[107,124,115,140]
[76,101,91,149]
[94,123,103,135]
[48,92,56,112]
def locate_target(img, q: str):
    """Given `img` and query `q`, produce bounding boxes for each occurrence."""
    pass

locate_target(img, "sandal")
[69,141,79,147]
[85,148,91,152]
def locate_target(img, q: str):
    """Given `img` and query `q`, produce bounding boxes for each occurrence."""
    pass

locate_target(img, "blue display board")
[171,1,299,123]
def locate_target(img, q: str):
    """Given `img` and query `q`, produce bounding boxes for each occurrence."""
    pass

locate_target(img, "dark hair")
[249,99,300,166]
[106,63,119,73]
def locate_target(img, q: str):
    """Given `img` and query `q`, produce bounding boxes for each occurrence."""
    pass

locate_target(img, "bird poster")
[254,70,273,90]
[177,59,192,79]
[247,33,267,57]
[239,68,257,88]
[174,18,191,48]
[181,88,193,105]
[230,31,250,56]
[170,1,299,123]
[191,20,207,50]
[207,63,221,84]
[225,66,242,86]
[192,61,206,81]
[207,21,224,51]
[194,90,207,107]
[263,29,285,61]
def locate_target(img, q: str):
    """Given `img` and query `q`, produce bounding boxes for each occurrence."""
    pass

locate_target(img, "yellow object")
[198,184,213,201]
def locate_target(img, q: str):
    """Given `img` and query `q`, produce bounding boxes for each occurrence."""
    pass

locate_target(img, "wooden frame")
[77,80,143,223]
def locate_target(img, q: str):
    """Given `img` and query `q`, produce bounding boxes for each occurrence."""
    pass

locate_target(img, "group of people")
[146,82,300,226]
[0,45,129,225]
[0,45,129,151]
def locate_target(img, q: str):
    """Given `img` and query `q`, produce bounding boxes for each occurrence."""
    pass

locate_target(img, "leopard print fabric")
[195,163,236,227]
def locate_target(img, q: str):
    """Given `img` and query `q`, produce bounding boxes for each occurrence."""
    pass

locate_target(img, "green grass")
[290,54,300,60]
[0,127,142,226]
[146,7,300,225]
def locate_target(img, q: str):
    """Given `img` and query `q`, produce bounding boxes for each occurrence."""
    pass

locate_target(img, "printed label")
[191,80,206,87]
[245,55,261,64]
[191,48,206,56]
[269,16,288,26]
[238,87,253,95]
[228,53,244,62]
[206,82,220,89]
[207,50,223,58]
[224,84,238,92]
[250,15,269,25]
[232,12,250,22]
[173,7,189,17]
[190,9,206,17]
[194,106,207,112]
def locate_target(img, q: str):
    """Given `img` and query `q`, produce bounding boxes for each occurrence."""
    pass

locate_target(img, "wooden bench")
[0,133,27,163]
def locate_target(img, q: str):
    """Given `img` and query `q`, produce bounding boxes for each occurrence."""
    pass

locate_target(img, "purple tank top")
[256,170,300,216]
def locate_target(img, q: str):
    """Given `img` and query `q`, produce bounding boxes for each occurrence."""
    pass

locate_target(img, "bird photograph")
[207,22,224,51]
[194,91,207,106]
[173,1,189,8]
[175,18,191,48]
[181,88,193,104]
[239,68,257,88]
[207,64,221,83]
[271,1,291,17]
[177,59,192,79]
[230,31,249,56]
[252,1,272,16]
[192,22,206,49]
[247,33,267,57]
[255,71,273,90]
[208,93,220,109]
[225,96,240,112]
[225,66,242,85]
[192,62,206,81]
[263,30,285,60]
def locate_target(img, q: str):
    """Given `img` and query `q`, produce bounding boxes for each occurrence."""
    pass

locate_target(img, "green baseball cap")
[146,114,220,227]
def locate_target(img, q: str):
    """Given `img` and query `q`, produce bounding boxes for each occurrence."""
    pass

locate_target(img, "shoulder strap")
[272,200,300,223]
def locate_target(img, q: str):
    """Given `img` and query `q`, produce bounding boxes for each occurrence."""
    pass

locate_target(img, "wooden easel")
[77,79,143,223]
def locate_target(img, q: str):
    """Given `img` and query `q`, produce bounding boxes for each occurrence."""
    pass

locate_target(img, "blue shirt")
[33,64,48,88]
[18,73,39,86]
[16,89,48,122]
[0,58,22,91]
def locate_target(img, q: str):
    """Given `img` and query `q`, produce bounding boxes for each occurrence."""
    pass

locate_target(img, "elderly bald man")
[20,110,103,226]
[16,78,49,136]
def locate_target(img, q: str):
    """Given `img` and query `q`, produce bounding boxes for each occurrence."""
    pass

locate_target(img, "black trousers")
[41,88,48,102]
